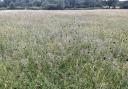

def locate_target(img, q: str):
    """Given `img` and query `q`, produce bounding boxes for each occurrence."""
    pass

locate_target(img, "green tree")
[9,1,16,9]
[120,1,128,9]
[4,0,11,7]
[107,0,119,8]
[32,0,41,7]
[41,0,49,9]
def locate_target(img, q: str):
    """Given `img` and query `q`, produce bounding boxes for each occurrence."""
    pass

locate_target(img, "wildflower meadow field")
[0,10,128,89]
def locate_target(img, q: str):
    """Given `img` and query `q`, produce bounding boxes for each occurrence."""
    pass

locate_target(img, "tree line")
[0,0,127,10]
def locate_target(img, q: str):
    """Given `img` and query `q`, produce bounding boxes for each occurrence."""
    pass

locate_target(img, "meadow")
[0,10,128,89]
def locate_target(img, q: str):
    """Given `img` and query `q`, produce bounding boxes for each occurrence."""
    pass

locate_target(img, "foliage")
[120,1,128,9]
[107,0,119,8]
[9,1,16,9]
[0,0,122,10]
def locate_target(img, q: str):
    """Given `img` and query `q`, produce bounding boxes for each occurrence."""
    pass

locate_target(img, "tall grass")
[0,10,128,89]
